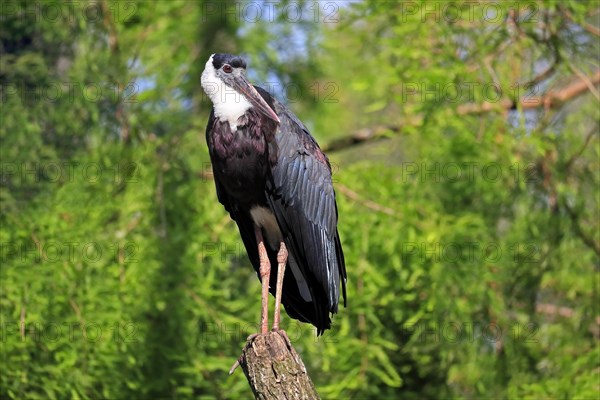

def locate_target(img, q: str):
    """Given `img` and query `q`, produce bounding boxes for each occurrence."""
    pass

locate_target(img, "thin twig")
[564,201,600,257]
[559,6,600,37]
[335,183,397,217]
[19,305,26,341]
[567,63,600,101]
[565,126,598,171]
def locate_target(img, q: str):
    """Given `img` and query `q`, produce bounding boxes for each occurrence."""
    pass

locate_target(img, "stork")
[201,53,346,336]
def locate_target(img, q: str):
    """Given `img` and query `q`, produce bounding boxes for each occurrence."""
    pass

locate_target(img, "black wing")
[265,100,347,334]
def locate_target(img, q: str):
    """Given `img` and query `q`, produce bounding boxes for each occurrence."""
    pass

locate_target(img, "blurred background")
[1,1,598,398]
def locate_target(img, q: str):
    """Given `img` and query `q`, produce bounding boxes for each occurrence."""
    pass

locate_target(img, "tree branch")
[323,71,600,152]
[564,126,597,171]
[559,6,600,37]
[336,183,398,217]
[233,331,320,400]
[457,70,600,113]
[564,201,600,257]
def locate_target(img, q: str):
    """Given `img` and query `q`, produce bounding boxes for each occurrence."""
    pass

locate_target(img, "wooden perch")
[231,331,319,400]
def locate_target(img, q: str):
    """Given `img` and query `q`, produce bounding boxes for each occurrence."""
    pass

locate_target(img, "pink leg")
[272,241,288,331]
[254,226,271,335]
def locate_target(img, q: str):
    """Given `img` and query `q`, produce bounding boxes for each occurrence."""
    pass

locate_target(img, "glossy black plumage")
[204,57,346,335]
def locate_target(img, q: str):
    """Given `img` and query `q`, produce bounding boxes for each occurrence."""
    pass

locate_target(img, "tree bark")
[235,331,319,400]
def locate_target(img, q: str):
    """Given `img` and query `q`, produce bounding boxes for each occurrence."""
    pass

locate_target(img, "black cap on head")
[212,53,246,69]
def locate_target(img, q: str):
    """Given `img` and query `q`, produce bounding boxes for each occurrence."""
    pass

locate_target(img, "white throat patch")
[201,54,252,132]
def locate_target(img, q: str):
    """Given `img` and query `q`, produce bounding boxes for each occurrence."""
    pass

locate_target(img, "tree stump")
[233,330,319,399]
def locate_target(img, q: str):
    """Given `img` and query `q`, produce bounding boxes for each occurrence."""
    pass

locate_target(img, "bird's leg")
[272,241,288,331]
[254,225,271,335]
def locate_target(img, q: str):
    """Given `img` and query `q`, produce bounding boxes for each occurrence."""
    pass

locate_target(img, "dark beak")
[230,74,280,124]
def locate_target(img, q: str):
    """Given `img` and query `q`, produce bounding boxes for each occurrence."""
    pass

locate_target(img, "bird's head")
[201,53,280,124]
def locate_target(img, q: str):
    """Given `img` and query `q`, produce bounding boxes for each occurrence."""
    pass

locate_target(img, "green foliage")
[1,1,598,399]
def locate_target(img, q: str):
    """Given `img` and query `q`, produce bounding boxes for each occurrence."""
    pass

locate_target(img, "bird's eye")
[223,64,233,73]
